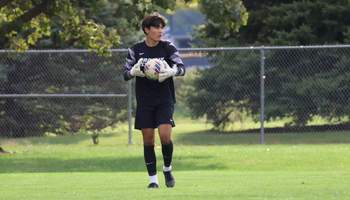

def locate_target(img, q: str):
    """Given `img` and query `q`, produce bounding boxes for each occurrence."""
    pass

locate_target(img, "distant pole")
[260,47,265,144]
[128,80,133,145]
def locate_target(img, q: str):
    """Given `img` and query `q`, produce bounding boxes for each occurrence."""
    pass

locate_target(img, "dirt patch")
[1,141,20,146]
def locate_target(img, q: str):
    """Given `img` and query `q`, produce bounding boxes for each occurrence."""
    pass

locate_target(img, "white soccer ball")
[144,59,164,81]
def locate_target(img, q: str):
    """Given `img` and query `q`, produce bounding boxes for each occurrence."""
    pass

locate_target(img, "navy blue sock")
[162,140,173,167]
[144,145,157,176]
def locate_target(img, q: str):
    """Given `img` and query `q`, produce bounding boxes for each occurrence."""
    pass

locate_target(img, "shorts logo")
[169,119,175,126]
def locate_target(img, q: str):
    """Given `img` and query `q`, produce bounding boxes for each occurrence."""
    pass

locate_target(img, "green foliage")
[265,1,350,45]
[0,0,114,55]
[180,50,261,130]
[0,51,131,138]
[183,0,350,129]
[190,0,248,46]
[0,0,178,138]
[0,0,179,55]
[191,0,350,47]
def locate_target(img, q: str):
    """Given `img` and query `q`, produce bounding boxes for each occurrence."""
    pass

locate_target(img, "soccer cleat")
[147,183,159,188]
[163,170,175,188]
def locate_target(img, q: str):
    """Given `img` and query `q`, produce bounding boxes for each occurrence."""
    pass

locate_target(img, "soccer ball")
[144,59,164,81]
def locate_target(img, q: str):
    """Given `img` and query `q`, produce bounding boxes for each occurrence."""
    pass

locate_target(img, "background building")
[162,10,205,48]
[162,10,212,68]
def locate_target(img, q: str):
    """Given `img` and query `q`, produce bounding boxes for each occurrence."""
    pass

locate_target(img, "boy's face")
[145,24,164,42]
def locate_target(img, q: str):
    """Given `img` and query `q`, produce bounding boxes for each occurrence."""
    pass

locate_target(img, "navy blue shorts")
[135,103,175,130]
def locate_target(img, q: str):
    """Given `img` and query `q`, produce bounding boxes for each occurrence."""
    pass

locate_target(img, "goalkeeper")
[123,12,186,188]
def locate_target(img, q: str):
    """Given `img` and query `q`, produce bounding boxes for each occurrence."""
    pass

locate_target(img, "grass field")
[1,129,350,199]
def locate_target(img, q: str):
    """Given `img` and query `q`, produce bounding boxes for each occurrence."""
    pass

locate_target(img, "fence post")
[260,47,265,144]
[128,80,133,145]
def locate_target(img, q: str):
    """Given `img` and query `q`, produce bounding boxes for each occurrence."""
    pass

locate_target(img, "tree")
[251,0,350,125]
[0,0,115,55]
[0,0,249,138]
[0,0,177,139]
[0,0,179,55]
[184,0,350,129]
[193,0,350,46]
[190,0,248,47]
[0,0,249,52]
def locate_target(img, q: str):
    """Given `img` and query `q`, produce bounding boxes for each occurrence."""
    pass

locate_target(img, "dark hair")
[141,12,166,34]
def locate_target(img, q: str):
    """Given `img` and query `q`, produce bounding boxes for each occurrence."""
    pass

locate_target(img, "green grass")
[1,171,349,199]
[173,103,350,132]
[1,131,350,199]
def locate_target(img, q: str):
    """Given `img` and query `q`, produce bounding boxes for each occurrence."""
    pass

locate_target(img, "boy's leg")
[142,128,159,187]
[158,124,175,188]
[157,103,176,188]
[158,124,173,167]
[136,104,159,188]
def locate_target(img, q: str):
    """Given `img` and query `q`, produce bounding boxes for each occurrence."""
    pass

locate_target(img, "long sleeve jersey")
[123,40,186,105]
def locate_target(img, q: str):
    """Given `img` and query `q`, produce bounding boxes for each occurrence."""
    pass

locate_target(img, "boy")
[123,12,186,188]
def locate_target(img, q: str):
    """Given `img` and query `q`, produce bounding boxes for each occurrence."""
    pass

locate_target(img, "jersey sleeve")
[123,45,136,81]
[167,42,186,76]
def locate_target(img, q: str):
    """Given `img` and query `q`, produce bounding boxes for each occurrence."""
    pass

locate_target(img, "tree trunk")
[0,147,10,154]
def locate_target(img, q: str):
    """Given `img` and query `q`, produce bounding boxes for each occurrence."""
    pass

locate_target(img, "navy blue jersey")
[123,40,186,105]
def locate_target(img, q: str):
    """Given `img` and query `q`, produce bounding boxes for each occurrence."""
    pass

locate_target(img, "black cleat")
[147,183,159,188]
[163,170,175,188]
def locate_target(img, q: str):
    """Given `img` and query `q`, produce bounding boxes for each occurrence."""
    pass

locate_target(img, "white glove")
[130,58,145,77]
[159,61,177,82]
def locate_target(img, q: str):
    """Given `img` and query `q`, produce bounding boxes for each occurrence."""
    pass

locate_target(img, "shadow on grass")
[0,155,227,173]
[1,132,121,146]
[174,130,350,145]
[174,130,261,145]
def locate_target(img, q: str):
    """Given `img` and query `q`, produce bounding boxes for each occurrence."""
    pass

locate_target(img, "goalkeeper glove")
[130,58,145,77]
[159,61,177,82]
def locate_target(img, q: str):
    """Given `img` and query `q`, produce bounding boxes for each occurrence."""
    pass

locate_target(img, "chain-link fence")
[1,46,350,144]
[0,50,133,143]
